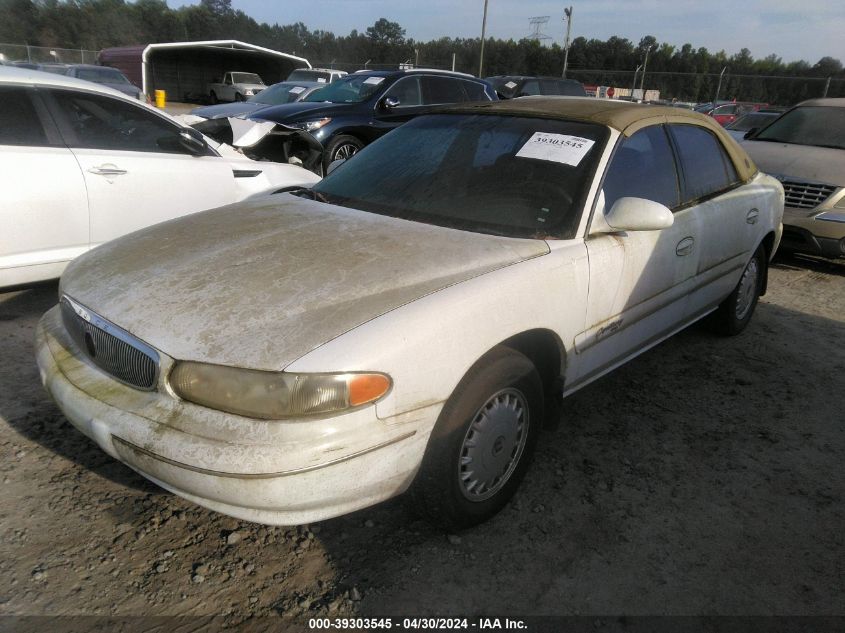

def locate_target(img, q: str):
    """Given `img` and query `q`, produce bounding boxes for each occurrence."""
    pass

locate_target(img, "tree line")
[2,0,843,104]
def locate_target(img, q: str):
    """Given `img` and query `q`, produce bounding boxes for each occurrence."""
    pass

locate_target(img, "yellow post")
[154,90,166,108]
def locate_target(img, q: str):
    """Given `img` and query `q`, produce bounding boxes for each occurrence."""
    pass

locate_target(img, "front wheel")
[323,135,364,171]
[235,92,244,102]
[410,346,543,530]
[710,244,765,335]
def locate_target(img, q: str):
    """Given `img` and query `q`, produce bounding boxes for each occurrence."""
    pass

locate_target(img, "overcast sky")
[171,0,844,65]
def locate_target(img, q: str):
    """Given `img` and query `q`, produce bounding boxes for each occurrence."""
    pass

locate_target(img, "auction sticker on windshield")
[516,132,595,166]
[364,76,385,85]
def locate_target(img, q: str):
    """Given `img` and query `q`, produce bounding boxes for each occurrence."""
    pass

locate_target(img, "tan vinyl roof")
[443,96,758,182]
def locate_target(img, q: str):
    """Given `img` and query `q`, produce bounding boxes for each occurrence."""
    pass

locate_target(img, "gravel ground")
[1,252,843,628]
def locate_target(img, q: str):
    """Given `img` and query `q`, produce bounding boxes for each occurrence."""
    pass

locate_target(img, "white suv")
[0,67,319,288]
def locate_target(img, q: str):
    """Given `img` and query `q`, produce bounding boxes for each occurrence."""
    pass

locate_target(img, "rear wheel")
[410,346,542,530]
[711,244,765,335]
[209,91,218,105]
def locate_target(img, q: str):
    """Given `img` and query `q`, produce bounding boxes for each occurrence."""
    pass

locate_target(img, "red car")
[708,102,768,126]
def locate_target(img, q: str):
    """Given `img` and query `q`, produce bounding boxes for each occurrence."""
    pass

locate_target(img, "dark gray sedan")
[191,81,323,120]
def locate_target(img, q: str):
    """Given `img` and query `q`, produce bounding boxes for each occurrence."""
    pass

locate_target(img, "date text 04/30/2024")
[308,617,528,630]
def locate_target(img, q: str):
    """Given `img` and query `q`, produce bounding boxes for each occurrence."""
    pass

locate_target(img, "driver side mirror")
[743,127,758,140]
[177,127,209,156]
[604,197,674,232]
[381,96,400,110]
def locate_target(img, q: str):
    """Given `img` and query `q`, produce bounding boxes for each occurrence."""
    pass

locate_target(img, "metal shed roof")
[100,40,310,96]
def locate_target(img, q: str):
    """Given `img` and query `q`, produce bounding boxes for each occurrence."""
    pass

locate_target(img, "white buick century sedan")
[36,99,784,529]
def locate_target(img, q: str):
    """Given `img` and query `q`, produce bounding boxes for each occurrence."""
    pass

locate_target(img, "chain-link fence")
[314,59,844,106]
[0,43,99,65]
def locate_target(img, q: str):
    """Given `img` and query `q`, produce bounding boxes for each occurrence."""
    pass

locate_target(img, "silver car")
[743,98,845,258]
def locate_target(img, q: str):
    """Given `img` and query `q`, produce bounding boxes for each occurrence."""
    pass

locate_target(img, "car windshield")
[753,105,845,149]
[77,68,130,84]
[232,72,263,84]
[248,82,311,105]
[312,114,607,239]
[303,74,387,103]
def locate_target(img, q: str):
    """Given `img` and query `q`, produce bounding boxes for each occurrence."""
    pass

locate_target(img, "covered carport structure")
[99,40,310,102]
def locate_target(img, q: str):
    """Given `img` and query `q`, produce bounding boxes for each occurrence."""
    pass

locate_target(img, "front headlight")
[244,89,254,96]
[291,117,332,132]
[169,362,391,419]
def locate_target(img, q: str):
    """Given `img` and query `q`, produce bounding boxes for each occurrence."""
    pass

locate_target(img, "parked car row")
[10,57,844,532]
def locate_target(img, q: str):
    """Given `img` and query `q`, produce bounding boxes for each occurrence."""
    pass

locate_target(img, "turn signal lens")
[348,373,392,407]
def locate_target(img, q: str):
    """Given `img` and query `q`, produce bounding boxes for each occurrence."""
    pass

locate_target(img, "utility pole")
[415,48,420,67]
[640,44,654,97]
[631,64,642,99]
[452,52,457,72]
[823,76,831,97]
[713,66,727,104]
[562,6,573,78]
[479,0,489,77]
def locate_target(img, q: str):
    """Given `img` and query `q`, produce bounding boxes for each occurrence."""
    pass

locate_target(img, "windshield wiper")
[273,186,330,203]
[755,137,799,145]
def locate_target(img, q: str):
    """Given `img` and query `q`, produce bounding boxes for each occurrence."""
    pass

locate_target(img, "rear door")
[44,88,234,249]
[0,85,89,286]
[668,124,768,317]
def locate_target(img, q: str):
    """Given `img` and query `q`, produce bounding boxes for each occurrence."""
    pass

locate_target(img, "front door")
[570,124,700,390]
[45,88,234,248]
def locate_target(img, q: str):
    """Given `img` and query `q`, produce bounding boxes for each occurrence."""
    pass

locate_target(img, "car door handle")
[676,236,695,257]
[88,165,127,176]
[746,208,759,224]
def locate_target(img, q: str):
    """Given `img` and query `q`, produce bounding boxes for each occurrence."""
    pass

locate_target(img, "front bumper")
[781,206,845,258]
[36,305,439,525]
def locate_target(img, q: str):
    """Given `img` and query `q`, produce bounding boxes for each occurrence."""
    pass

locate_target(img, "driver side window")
[602,125,680,212]
[49,89,186,154]
[384,77,422,107]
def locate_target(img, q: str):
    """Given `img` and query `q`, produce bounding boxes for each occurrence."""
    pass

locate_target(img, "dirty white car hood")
[742,140,845,186]
[60,196,549,370]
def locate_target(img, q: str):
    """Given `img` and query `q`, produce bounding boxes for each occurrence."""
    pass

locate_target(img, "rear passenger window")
[602,125,680,211]
[0,87,49,146]
[669,124,739,203]
[423,77,466,104]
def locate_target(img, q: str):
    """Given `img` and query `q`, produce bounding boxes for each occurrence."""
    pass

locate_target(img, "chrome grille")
[60,296,159,391]
[782,180,837,209]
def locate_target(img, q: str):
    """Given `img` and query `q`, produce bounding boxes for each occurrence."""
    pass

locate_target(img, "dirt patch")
[1,253,843,626]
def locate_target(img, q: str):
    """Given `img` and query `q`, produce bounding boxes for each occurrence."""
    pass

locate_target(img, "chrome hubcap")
[458,388,529,501]
[735,257,759,320]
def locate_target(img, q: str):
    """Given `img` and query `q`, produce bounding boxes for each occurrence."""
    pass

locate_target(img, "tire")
[711,244,766,335]
[209,91,218,105]
[235,92,244,102]
[410,346,543,530]
[323,135,364,171]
